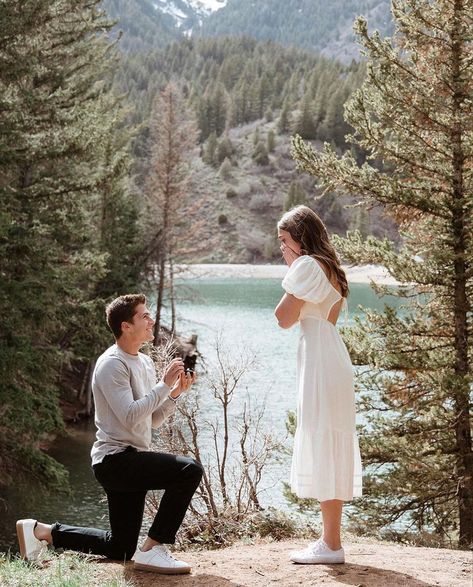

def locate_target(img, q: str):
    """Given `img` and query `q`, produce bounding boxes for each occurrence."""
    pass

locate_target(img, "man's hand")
[163,358,184,388]
[170,371,196,399]
[280,242,300,267]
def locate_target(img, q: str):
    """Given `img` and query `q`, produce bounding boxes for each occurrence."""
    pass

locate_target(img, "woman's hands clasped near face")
[280,242,301,267]
[278,228,302,267]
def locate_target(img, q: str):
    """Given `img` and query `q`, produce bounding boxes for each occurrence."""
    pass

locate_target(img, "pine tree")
[252,141,269,166]
[219,157,233,180]
[294,92,317,139]
[292,0,473,547]
[278,98,291,134]
[0,0,139,488]
[267,129,276,153]
[203,131,218,167]
[283,181,309,211]
[216,134,234,164]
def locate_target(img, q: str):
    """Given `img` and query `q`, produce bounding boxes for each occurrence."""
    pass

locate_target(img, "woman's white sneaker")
[290,538,345,564]
[132,544,191,574]
[16,519,48,561]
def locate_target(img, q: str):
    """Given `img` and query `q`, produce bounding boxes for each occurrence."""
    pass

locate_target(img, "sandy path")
[92,539,472,587]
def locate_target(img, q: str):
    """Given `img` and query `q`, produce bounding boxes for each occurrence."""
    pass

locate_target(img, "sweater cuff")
[161,396,178,416]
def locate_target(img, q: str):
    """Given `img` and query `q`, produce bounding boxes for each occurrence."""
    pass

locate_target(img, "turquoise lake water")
[0,278,402,553]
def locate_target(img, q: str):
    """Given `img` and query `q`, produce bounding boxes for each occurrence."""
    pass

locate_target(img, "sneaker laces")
[308,538,325,554]
[152,544,177,562]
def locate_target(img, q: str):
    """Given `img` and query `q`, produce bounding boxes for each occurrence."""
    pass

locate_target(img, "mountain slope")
[199,0,393,62]
[102,0,181,52]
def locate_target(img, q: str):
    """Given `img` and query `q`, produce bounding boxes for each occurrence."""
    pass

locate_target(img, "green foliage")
[284,182,309,211]
[252,142,269,166]
[0,0,142,487]
[201,0,392,61]
[278,98,292,134]
[101,0,180,52]
[108,36,364,157]
[226,187,238,199]
[216,134,234,165]
[219,157,233,180]
[294,93,317,139]
[292,0,473,547]
[267,129,276,153]
[203,131,218,166]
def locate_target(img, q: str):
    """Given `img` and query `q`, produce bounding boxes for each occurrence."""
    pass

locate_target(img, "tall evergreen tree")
[283,181,309,211]
[292,0,473,547]
[0,0,141,488]
[278,98,291,134]
[294,92,317,139]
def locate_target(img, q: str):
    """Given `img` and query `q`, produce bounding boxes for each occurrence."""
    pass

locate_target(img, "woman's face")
[277,228,302,256]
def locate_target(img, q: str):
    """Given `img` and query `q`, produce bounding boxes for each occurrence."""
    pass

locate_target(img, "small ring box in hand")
[183,354,197,374]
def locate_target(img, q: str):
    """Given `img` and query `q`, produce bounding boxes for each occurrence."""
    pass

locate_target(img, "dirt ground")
[92,538,472,587]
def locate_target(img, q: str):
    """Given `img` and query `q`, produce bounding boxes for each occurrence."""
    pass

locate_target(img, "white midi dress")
[282,255,363,501]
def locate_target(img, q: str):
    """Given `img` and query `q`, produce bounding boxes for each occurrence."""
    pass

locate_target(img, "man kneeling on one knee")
[17,293,203,575]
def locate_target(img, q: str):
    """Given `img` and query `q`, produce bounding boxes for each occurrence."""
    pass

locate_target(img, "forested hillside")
[101,0,393,62]
[200,0,393,62]
[102,0,180,51]
[109,36,397,262]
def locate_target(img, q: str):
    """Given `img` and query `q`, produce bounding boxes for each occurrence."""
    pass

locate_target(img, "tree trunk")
[450,0,473,547]
[170,256,176,335]
[153,254,166,345]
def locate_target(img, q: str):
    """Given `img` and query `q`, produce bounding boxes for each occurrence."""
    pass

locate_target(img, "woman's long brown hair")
[278,205,349,298]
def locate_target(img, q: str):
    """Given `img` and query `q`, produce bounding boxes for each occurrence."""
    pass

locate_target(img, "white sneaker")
[290,538,345,564]
[132,544,191,575]
[16,519,48,561]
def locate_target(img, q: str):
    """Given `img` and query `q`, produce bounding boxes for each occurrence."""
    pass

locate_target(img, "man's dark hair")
[106,294,146,339]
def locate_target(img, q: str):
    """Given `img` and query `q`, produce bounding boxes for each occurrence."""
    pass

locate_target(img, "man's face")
[124,303,155,343]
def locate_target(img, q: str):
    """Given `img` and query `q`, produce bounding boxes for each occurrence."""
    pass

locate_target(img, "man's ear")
[121,320,131,333]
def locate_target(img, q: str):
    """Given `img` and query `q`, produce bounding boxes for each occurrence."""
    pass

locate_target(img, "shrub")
[226,188,237,199]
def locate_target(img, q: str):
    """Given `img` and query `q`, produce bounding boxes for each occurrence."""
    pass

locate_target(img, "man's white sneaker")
[132,544,191,575]
[16,519,48,561]
[290,538,345,564]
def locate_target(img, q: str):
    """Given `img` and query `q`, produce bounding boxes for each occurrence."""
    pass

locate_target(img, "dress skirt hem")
[290,429,362,502]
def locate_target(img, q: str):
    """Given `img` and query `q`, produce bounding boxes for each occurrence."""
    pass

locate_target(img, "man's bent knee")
[183,458,204,483]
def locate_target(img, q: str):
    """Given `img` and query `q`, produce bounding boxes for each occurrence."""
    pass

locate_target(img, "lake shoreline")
[176,263,401,285]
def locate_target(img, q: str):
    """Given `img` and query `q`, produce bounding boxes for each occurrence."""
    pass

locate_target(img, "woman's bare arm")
[275,293,304,329]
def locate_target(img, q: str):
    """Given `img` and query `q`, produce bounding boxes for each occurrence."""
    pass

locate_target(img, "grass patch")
[0,551,131,587]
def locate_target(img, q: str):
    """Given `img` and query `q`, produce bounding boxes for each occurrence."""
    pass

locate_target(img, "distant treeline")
[111,36,366,155]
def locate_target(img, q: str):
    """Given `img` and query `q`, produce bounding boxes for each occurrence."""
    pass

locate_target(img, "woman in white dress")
[274,205,362,564]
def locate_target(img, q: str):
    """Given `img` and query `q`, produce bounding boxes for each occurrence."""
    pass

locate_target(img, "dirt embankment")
[91,538,472,587]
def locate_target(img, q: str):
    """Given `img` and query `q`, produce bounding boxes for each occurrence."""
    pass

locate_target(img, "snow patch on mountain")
[152,0,227,28]
[187,0,228,13]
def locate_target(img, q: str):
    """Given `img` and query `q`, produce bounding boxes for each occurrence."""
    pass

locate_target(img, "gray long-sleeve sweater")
[90,344,176,465]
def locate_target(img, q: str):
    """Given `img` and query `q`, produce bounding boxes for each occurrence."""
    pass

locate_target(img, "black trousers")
[51,447,203,560]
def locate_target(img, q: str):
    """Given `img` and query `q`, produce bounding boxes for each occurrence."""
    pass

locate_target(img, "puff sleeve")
[282,255,334,304]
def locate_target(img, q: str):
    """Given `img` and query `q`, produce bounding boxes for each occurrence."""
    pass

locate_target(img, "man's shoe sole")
[134,562,191,574]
